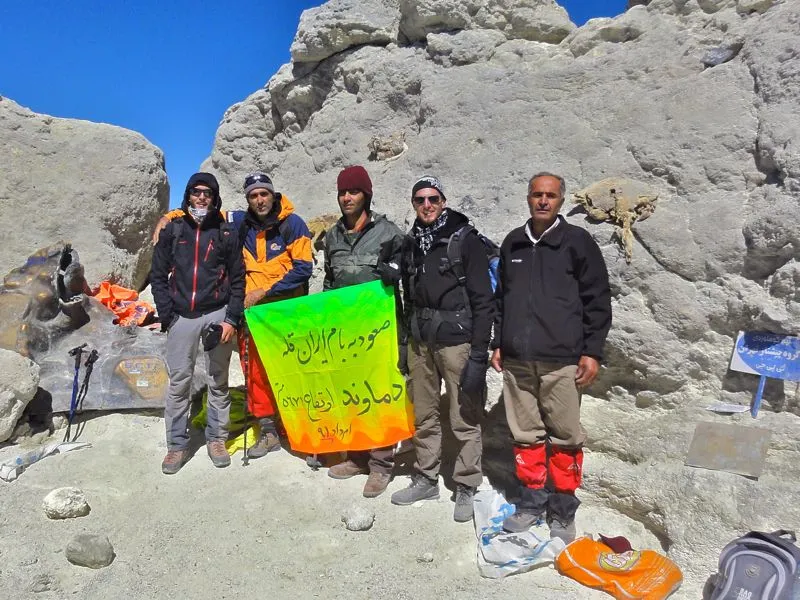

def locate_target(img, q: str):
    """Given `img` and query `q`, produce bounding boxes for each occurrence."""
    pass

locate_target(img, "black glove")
[377,236,405,286]
[397,343,409,376]
[377,258,402,286]
[459,349,488,419]
[161,313,178,333]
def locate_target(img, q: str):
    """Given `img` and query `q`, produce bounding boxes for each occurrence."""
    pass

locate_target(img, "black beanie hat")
[411,175,445,200]
[183,172,221,208]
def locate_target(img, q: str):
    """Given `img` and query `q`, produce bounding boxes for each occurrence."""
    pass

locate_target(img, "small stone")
[341,505,375,531]
[43,487,90,520]
[27,573,57,593]
[65,533,115,568]
[416,552,434,563]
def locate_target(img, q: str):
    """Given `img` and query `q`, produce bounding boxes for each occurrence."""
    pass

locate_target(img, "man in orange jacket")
[153,172,313,458]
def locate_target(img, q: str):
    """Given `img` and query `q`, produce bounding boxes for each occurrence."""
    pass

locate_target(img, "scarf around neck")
[412,208,450,255]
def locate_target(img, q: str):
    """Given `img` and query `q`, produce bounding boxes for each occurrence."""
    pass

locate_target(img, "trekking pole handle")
[69,343,87,368]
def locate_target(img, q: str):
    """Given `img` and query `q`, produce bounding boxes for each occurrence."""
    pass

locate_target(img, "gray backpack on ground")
[708,530,800,600]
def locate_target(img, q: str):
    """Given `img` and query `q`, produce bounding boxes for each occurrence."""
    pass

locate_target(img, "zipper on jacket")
[204,239,214,262]
[190,227,200,311]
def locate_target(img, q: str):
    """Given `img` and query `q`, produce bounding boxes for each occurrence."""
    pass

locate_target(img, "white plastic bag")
[473,488,566,578]
[0,441,91,482]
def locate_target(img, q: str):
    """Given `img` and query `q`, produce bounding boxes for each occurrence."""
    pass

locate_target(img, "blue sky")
[0,1,626,208]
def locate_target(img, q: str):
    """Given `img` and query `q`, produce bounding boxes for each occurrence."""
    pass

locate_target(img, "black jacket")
[493,216,611,362]
[150,177,245,329]
[403,209,495,351]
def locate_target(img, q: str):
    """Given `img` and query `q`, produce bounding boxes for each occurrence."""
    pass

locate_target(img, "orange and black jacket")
[162,194,312,299]
[151,204,245,329]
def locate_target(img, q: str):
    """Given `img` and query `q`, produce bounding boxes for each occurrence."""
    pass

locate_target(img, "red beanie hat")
[337,165,373,198]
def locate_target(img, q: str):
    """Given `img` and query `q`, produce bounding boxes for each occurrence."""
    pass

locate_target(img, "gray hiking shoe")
[502,509,543,533]
[390,475,439,506]
[453,485,476,523]
[161,449,188,475]
[549,517,577,544]
[207,440,231,468]
[248,430,281,459]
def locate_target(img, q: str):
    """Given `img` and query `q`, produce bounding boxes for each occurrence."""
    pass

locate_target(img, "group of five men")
[149,166,612,543]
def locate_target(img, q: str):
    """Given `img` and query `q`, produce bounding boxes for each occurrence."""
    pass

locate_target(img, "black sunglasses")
[412,195,442,206]
[189,188,213,198]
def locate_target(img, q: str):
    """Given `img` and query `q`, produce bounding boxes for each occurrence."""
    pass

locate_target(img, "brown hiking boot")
[207,440,231,468]
[362,472,391,498]
[327,459,368,479]
[161,449,188,475]
[247,430,281,459]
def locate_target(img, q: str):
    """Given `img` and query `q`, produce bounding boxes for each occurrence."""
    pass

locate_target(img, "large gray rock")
[64,534,114,569]
[0,97,169,289]
[0,349,40,442]
[203,0,800,595]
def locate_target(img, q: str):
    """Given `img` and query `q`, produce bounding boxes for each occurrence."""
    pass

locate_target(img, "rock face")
[42,487,91,520]
[0,96,169,289]
[203,0,800,595]
[0,349,40,442]
[64,533,114,569]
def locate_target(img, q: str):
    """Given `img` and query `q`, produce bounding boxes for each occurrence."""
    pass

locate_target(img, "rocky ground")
[0,406,675,600]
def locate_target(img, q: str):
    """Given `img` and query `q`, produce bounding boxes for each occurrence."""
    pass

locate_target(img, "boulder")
[341,504,376,531]
[0,349,40,442]
[0,96,168,290]
[42,487,90,520]
[64,533,115,569]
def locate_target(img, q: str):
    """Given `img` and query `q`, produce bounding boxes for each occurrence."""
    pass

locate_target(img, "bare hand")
[220,322,236,344]
[152,216,170,244]
[244,289,267,309]
[490,348,503,373]
[575,355,600,388]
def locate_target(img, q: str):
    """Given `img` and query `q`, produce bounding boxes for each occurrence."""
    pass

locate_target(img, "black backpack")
[409,224,499,346]
[708,530,800,600]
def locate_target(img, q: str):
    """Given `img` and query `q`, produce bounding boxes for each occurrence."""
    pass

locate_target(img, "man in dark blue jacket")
[491,172,611,542]
[150,172,245,475]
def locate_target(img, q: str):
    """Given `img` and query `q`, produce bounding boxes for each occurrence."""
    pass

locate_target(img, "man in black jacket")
[491,172,611,542]
[150,172,245,475]
[390,176,495,523]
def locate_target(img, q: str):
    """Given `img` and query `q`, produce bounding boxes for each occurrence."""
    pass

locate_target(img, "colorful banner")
[245,281,414,454]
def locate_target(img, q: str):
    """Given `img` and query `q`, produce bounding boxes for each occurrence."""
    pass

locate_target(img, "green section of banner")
[245,281,413,454]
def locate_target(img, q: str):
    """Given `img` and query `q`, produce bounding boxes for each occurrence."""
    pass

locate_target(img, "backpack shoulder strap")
[446,225,474,286]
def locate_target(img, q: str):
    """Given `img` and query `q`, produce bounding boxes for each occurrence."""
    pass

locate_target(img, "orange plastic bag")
[94,281,155,326]
[556,536,682,600]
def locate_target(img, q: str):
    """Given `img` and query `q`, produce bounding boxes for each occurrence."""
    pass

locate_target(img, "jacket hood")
[182,172,222,215]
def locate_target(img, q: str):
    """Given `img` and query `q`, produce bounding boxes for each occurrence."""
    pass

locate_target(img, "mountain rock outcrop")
[0,96,168,289]
[201,0,798,594]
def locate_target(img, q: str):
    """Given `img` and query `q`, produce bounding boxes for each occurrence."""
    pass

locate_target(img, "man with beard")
[323,165,406,498]
[390,176,495,523]
[150,172,245,474]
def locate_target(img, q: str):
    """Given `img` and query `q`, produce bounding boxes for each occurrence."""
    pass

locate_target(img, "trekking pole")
[70,349,100,443]
[241,324,251,467]
[64,343,86,442]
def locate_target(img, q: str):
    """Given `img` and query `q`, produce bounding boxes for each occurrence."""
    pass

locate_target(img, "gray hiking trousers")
[164,306,233,450]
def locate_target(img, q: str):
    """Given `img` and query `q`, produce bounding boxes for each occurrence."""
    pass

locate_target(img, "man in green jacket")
[323,165,406,499]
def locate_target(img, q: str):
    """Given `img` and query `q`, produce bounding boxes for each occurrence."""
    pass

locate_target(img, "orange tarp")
[94,282,155,327]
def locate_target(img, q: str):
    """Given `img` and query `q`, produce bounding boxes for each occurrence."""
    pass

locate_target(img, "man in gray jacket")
[324,165,406,499]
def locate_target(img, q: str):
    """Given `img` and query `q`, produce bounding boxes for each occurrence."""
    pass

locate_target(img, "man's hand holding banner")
[245,281,414,454]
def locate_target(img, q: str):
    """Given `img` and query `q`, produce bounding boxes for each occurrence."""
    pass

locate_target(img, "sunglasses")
[248,190,273,200]
[245,173,272,188]
[412,195,442,206]
[189,188,213,198]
